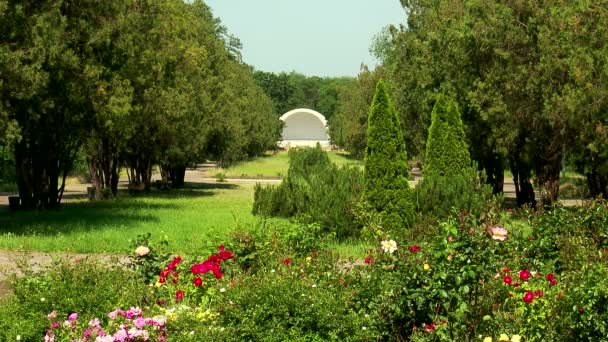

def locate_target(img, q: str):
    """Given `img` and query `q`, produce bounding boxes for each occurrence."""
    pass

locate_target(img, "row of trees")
[253,70,353,121]
[331,0,608,205]
[0,0,281,209]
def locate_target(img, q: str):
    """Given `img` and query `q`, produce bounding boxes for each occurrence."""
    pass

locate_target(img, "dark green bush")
[424,95,471,176]
[252,145,364,240]
[415,164,494,219]
[362,80,414,232]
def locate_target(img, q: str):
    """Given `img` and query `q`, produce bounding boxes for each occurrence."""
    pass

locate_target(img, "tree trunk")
[170,165,186,187]
[510,154,536,208]
[587,168,608,199]
[480,152,505,195]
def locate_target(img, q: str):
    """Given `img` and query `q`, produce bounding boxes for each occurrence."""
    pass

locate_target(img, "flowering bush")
[153,245,234,306]
[44,307,166,342]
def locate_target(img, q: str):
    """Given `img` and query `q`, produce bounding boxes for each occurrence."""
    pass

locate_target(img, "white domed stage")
[279,108,330,149]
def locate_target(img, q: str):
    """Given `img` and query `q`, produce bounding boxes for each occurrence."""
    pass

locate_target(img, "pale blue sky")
[204,0,407,77]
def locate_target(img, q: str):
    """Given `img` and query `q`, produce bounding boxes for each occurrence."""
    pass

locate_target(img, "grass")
[203,150,362,179]
[0,182,18,193]
[0,182,289,254]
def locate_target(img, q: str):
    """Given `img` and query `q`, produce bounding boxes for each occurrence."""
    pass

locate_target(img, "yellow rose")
[511,335,522,342]
[483,337,492,342]
[423,263,430,271]
[499,334,509,341]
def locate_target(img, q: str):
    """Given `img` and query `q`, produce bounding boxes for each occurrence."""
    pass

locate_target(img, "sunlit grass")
[204,150,362,179]
[324,238,372,259]
[0,183,288,254]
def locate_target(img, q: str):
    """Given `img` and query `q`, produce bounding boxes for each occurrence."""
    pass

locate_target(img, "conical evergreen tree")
[362,80,413,231]
[424,95,471,176]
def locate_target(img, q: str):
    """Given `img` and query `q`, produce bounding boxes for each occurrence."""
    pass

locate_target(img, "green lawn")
[0,182,288,254]
[204,150,362,179]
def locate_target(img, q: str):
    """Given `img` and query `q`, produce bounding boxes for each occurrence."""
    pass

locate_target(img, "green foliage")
[424,95,471,176]
[329,66,383,158]
[415,164,494,219]
[253,70,353,121]
[362,80,414,232]
[214,259,376,341]
[252,146,364,239]
[0,258,148,341]
[563,262,608,340]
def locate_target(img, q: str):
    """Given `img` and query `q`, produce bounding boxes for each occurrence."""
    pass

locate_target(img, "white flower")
[270,269,275,273]
[220,287,226,293]
[381,240,398,254]
[40,297,45,302]
[16,336,21,341]
[135,246,150,257]
[312,284,317,288]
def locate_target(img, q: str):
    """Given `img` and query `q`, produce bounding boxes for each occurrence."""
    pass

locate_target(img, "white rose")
[135,246,150,257]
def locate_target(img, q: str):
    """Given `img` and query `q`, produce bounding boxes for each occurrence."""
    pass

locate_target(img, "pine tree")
[424,95,471,176]
[362,80,414,231]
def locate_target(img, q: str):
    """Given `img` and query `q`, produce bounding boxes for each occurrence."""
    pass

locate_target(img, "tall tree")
[424,95,471,176]
[0,0,119,209]
[362,80,414,231]
[328,66,381,158]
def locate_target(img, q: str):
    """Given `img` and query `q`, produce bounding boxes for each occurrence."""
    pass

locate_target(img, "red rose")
[193,277,203,287]
[284,258,291,265]
[364,257,373,264]
[547,273,555,281]
[523,291,535,303]
[513,282,520,288]
[550,279,557,286]
[501,267,512,273]
[423,324,435,331]
[503,275,513,285]
[173,256,182,264]
[159,277,166,284]
[579,306,585,314]
[160,269,170,278]
[220,250,234,260]
[519,269,531,281]
[408,245,421,253]
[175,290,184,302]
[535,289,544,298]
[212,267,223,280]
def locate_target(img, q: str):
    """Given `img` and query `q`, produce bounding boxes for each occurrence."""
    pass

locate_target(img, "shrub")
[424,95,471,176]
[416,95,492,219]
[362,80,414,232]
[415,163,494,219]
[213,257,377,341]
[252,145,364,239]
